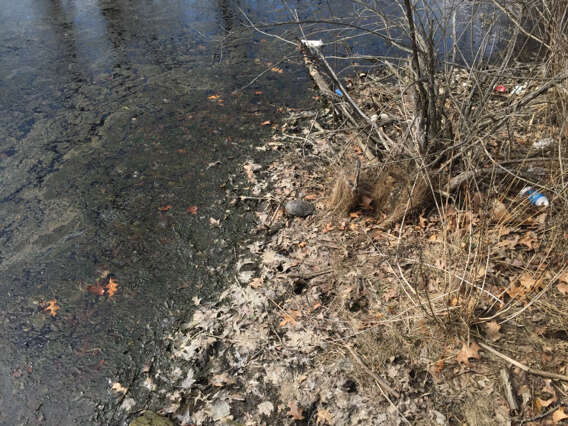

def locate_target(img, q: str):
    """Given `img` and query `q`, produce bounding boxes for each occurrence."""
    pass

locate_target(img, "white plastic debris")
[532,137,554,150]
[510,84,526,95]
[301,39,323,48]
[519,186,549,207]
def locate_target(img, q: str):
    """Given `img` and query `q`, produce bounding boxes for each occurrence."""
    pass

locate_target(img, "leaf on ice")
[106,278,119,298]
[44,299,60,317]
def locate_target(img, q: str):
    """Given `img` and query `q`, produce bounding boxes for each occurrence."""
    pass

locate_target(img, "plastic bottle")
[519,187,549,207]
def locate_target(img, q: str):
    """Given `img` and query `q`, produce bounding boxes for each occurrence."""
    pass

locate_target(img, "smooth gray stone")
[285,199,315,217]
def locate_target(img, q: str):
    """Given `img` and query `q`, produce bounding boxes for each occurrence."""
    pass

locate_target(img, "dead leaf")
[456,342,481,367]
[271,67,284,74]
[187,206,198,215]
[158,205,172,212]
[536,379,557,410]
[106,278,118,298]
[382,287,398,301]
[287,400,304,420]
[111,382,128,394]
[243,163,257,183]
[558,282,568,296]
[485,321,502,342]
[249,277,263,288]
[519,272,541,290]
[492,199,512,222]
[322,223,334,233]
[44,299,60,317]
[208,94,221,100]
[552,407,568,423]
[432,359,445,377]
[260,120,271,126]
[86,283,105,296]
[279,310,301,327]
[316,407,333,425]
[209,217,221,227]
[519,231,539,250]
[210,372,236,387]
[255,91,263,95]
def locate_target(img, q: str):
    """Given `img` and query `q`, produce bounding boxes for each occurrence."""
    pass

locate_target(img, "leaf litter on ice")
[44,299,60,317]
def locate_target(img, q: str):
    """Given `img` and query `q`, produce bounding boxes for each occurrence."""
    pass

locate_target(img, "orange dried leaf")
[287,400,304,420]
[106,278,119,298]
[271,67,284,74]
[322,222,334,233]
[207,94,221,100]
[552,407,568,423]
[316,407,333,425]
[558,282,568,296]
[456,342,481,367]
[158,205,172,212]
[432,359,445,376]
[187,205,198,215]
[255,90,263,95]
[260,120,271,126]
[536,380,557,409]
[279,310,301,327]
[45,299,60,317]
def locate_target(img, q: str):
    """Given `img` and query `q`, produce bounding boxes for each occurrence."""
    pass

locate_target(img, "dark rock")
[284,199,315,217]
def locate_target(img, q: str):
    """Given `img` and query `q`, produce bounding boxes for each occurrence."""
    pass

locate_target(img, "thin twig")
[479,342,568,382]
[345,345,400,399]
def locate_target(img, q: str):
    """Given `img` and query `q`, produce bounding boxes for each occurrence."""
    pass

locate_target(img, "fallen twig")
[480,342,568,382]
[345,345,400,399]
[500,368,519,414]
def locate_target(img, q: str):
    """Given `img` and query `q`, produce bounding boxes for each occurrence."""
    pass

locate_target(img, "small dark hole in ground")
[342,379,358,393]
[293,279,308,294]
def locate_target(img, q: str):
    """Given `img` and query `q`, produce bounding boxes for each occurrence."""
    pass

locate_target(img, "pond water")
[0,0,503,424]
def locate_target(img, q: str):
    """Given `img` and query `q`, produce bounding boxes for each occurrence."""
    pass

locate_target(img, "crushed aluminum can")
[494,85,507,93]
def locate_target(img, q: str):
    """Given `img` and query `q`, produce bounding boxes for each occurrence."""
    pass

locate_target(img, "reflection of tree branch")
[237,7,296,46]
[235,54,295,92]
[261,19,413,53]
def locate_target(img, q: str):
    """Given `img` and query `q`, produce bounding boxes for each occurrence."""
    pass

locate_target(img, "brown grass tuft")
[329,173,357,216]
